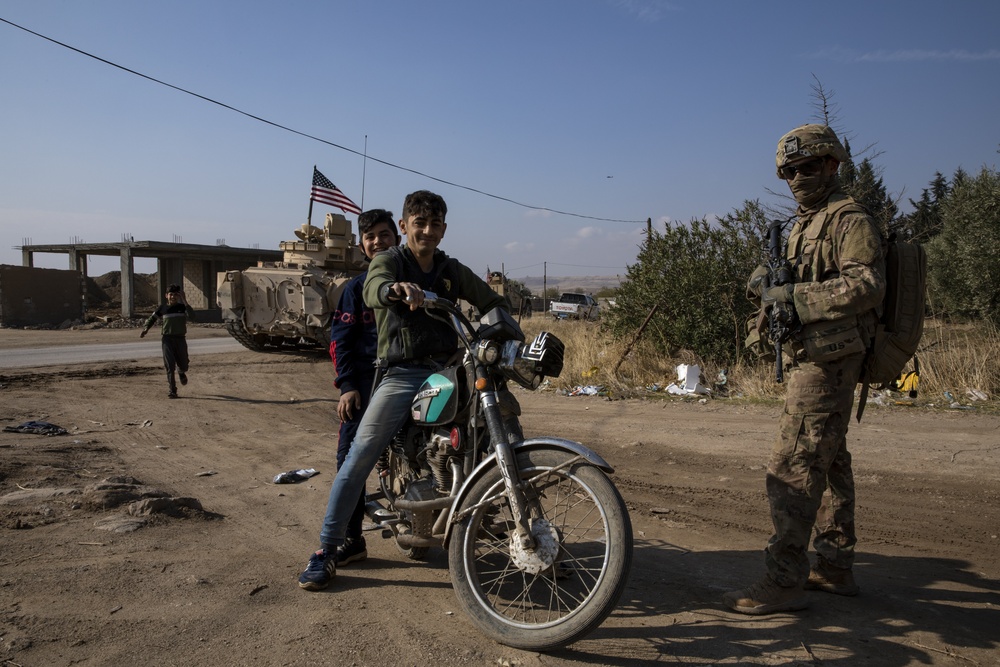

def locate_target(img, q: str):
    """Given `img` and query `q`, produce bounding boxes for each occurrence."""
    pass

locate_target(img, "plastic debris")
[2,421,68,436]
[665,364,710,396]
[713,369,729,396]
[273,468,319,484]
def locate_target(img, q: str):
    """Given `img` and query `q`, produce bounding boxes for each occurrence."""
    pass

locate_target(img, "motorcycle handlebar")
[403,291,477,340]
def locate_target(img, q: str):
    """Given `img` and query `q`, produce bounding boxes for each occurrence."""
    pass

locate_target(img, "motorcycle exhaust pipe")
[394,533,442,548]
[392,495,453,511]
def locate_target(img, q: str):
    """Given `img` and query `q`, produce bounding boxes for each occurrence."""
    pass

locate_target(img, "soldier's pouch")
[798,316,866,363]
[744,314,776,363]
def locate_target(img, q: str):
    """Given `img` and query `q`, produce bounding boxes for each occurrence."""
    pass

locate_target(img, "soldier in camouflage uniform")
[724,124,886,615]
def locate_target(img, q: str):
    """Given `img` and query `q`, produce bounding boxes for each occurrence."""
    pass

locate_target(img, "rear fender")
[441,437,614,547]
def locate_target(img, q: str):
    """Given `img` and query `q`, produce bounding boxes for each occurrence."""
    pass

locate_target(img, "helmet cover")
[775,124,848,177]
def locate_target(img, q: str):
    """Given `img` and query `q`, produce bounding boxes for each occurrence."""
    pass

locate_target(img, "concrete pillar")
[157,260,169,303]
[21,249,33,267]
[68,250,88,278]
[120,247,135,318]
[183,259,208,309]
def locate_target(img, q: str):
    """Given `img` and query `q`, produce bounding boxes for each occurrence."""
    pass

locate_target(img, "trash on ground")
[567,385,605,396]
[273,468,319,484]
[666,364,710,396]
[2,420,68,436]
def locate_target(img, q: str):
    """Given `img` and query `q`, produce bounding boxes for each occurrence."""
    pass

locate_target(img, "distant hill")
[516,275,623,295]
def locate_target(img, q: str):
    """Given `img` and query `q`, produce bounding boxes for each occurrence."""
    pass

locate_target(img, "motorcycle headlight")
[498,332,565,389]
[475,339,501,365]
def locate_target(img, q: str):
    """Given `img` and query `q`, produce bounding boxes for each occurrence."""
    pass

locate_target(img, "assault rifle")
[763,219,797,382]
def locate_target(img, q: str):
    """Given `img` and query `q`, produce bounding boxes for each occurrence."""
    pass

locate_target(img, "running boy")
[140,284,196,399]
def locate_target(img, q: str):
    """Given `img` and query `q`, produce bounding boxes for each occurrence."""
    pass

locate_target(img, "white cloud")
[806,47,1000,63]
[610,0,678,23]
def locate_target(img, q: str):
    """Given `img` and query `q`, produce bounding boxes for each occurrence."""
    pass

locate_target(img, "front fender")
[441,437,614,547]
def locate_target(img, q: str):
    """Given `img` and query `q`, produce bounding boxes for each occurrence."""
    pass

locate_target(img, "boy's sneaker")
[168,391,178,399]
[335,537,368,566]
[179,373,188,386]
[298,549,336,591]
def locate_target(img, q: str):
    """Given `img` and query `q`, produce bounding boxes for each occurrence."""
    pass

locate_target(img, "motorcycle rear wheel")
[448,448,632,651]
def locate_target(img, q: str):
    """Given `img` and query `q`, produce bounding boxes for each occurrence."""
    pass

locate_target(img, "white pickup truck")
[549,292,600,321]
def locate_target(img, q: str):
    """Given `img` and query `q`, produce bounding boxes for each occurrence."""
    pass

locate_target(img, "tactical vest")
[786,194,871,286]
[785,194,881,363]
[381,246,462,365]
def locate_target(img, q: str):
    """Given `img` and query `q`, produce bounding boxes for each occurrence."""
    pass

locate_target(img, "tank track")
[225,320,270,352]
[224,320,327,353]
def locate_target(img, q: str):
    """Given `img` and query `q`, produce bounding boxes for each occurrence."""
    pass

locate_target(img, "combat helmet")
[775,124,848,178]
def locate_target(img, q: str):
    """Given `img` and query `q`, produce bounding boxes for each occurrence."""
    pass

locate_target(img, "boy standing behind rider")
[324,209,400,568]
[299,190,507,591]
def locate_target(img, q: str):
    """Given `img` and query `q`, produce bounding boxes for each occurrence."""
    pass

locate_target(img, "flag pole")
[360,135,368,211]
[307,165,315,226]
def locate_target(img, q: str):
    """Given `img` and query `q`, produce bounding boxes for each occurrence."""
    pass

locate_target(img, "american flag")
[310,167,361,215]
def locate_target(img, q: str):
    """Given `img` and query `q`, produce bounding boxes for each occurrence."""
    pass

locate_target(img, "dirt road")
[2,327,998,666]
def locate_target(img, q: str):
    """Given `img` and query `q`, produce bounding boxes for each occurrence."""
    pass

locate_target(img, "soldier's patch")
[783,136,803,160]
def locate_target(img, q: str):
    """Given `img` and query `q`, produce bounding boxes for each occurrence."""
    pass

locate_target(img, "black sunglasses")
[780,158,826,180]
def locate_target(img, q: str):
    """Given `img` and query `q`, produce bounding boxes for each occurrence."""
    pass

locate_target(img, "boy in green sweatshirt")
[140,284,196,398]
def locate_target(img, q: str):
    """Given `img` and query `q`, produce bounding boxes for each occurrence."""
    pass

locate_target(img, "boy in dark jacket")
[140,284,196,399]
[324,209,399,566]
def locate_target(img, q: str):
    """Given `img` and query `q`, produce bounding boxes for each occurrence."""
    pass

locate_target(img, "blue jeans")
[319,365,432,548]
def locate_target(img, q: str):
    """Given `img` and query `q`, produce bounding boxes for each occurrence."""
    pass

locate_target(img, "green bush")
[926,167,1000,324]
[604,201,767,363]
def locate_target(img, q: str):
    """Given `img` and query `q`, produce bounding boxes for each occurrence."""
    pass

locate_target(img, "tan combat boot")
[805,561,859,596]
[723,578,809,615]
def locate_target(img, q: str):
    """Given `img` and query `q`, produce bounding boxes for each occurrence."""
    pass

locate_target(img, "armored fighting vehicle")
[217,213,368,352]
[485,271,534,319]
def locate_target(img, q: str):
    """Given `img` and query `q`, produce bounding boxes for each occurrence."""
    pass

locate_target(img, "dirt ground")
[1,326,998,667]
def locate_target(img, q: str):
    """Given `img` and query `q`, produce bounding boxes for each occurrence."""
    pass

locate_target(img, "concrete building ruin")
[7,239,281,325]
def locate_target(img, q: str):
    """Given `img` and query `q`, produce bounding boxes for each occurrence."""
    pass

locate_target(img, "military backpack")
[863,233,927,387]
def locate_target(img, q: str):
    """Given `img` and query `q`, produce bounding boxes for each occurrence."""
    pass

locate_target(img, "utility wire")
[2,17,646,225]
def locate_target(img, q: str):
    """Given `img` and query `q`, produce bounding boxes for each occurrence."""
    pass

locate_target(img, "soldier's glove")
[746,265,768,300]
[761,283,794,306]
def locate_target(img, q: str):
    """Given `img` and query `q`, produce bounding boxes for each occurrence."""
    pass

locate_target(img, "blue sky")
[2,1,997,285]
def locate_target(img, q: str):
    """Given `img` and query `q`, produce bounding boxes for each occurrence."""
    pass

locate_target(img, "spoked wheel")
[448,449,632,651]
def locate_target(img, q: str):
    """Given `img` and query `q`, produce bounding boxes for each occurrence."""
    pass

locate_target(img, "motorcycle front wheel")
[448,448,632,651]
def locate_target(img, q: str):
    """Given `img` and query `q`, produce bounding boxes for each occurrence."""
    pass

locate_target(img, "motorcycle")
[364,292,633,651]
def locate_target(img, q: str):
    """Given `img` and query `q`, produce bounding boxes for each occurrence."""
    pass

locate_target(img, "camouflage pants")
[764,353,864,587]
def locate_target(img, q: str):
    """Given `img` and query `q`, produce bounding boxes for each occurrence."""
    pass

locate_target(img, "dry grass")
[521,315,998,406]
[916,316,1000,400]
